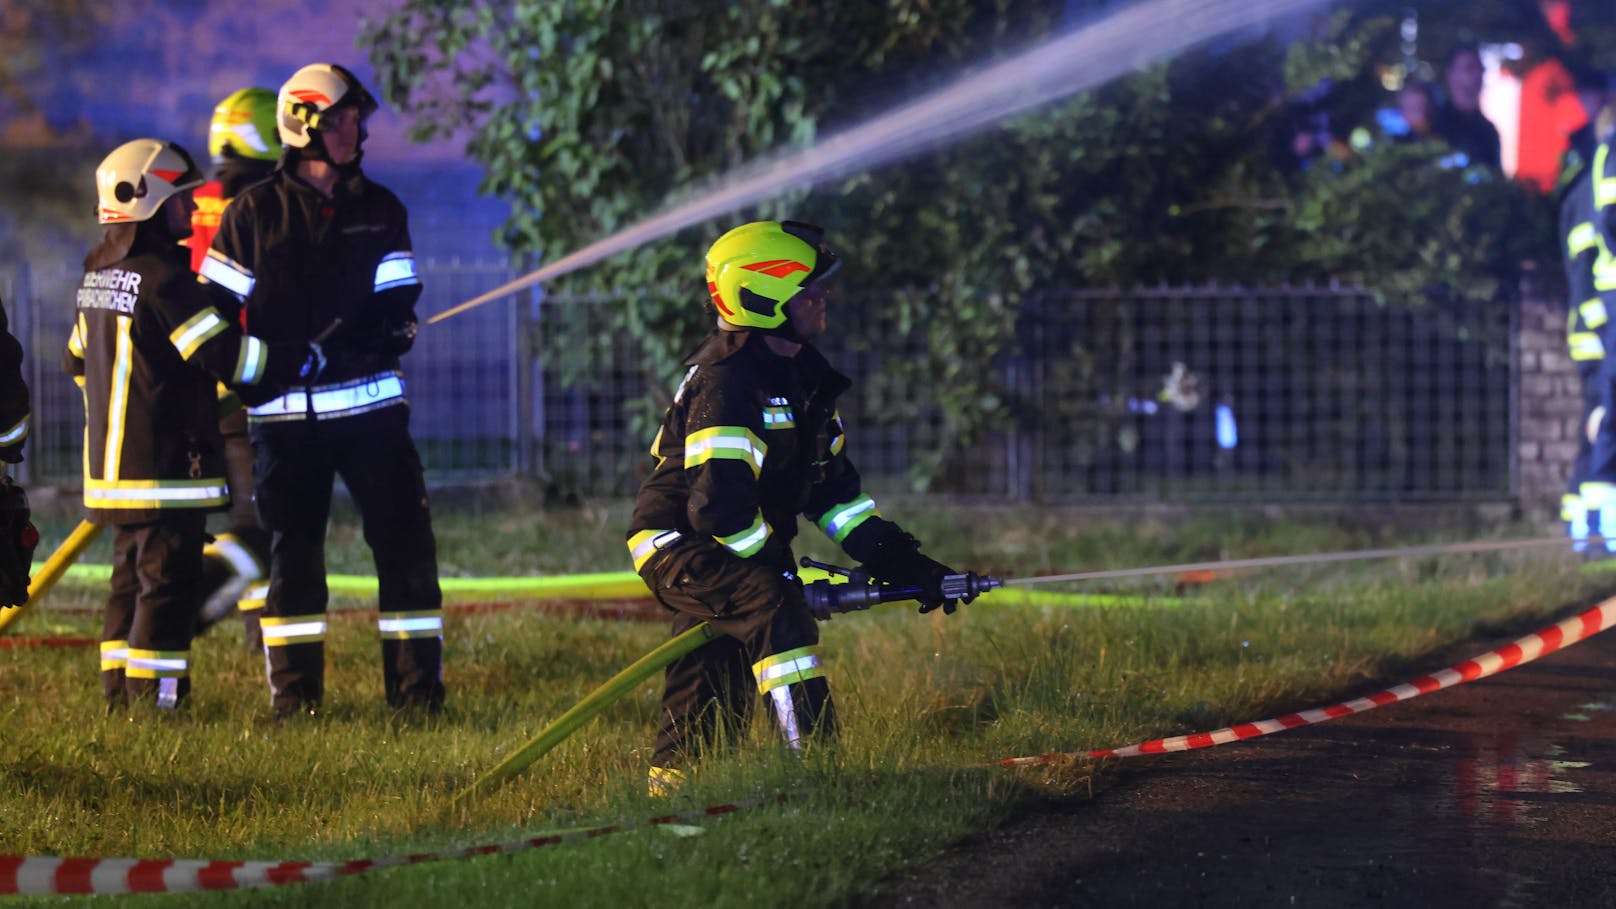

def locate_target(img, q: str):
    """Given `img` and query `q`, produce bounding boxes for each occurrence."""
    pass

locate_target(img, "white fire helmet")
[94,139,204,225]
[277,63,378,150]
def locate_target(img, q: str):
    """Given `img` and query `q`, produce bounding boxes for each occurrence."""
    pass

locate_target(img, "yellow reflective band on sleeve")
[84,477,228,510]
[260,614,328,646]
[1570,222,1599,257]
[829,411,846,456]
[100,639,129,671]
[650,426,665,462]
[1580,297,1609,330]
[1582,481,1615,510]
[684,426,767,476]
[67,319,85,358]
[125,648,189,679]
[169,308,228,360]
[0,412,29,446]
[373,252,420,292]
[628,529,681,571]
[817,494,879,544]
[752,646,825,694]
[233,335,267,384]
[239,582,268,612]
[198,249,255,299]
[716,514,771,558]
[377,610,444,640]
[1571,332,1606,360]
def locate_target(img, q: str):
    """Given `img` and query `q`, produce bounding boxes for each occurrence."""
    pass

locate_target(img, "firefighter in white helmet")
[199,63,444,718]
[191,87,283,644]
[69,138,320,713]
[627,220,969,793]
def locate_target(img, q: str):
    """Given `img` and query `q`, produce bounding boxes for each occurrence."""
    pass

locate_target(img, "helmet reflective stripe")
[377,610,444,639]
[209,87,281,162]
[125,649,189,679]
[95,139,204,224]
[199,249,256,300]
[0,413,29,446]
[100,639,129,671]
[716,514,771,558]
[168,309,229,360]
[753,646,825,693]
[261,615,328,646]
[817,494,879,544]
[234,336,268,384]
[374,252,419,292]
[684,426,766,475]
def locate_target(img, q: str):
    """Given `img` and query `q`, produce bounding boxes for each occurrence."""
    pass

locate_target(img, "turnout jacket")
[0,297,29,463]
[627,329,903,573]
[65,233,303,523]
[1561,168,1608,373]
[199,160,421,423]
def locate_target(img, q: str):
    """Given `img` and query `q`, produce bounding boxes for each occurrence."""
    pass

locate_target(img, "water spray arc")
[427,0,1336,326]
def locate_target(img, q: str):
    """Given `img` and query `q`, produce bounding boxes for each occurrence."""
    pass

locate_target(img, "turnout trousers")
[100,512,207,710]
[250,403,444,716]
[640,539,835,772]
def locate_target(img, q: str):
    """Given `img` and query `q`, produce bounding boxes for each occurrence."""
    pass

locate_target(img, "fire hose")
[452,558,1002,803]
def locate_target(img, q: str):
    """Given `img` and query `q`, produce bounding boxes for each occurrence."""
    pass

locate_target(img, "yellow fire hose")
[0,520,101,634]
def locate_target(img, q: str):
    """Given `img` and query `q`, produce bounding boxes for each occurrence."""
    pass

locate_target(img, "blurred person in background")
[1435,44,1502,171]
[200,63,443,720]
[627,220,970,795]
[1556,134,1608,552]
[0,293,34,611]
[190,88,282,647]
[1576,108,1616,549]
[70,139,317,713]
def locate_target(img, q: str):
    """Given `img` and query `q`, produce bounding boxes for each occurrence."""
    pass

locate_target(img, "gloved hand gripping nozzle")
[797,556,1002,621]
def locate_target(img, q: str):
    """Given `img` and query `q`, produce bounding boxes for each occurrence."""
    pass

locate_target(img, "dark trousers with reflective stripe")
[101,512,206,707]
[1572,364,1602,496]
[251,403,444,714]
[641,540,834,769]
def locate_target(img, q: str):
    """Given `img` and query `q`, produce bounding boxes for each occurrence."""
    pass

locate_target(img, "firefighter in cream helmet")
[626,220,969,794]
[201,63,443,719]
[72,139,318,713]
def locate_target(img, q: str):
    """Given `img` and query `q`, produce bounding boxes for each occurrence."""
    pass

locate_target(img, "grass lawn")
[2,493,1607,906]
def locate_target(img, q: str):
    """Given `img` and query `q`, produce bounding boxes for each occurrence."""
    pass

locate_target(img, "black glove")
[382,319,418,356]
[0,476,38,609]
[298,342,327,383]
[862,531,961,615]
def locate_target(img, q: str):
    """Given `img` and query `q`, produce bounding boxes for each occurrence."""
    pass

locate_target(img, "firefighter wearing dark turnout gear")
[628,220,959,789]
[70,138,313,711]
[201,64,443,717]
[1559,162,1609,549]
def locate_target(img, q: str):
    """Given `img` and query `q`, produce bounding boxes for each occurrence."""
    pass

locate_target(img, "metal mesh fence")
[1,260,1519,504]
[532,286,1516,503]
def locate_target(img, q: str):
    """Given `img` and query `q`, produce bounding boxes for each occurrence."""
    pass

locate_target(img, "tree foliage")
[363,0,1577,488]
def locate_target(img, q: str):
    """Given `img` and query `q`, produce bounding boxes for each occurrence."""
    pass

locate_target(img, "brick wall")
[1515,289,1583,518]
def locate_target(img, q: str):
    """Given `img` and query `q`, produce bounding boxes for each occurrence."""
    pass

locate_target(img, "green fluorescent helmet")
[704,221,839,330]
[208,87,282,163]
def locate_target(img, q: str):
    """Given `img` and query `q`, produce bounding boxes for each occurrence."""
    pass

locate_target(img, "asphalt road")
[879,615,1616,908]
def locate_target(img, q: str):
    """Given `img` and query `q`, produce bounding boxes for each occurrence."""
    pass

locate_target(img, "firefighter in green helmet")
[627,220,968,793]
[190,87,283,644]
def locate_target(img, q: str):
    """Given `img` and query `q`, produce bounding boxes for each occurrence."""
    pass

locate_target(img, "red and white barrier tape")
[0,796,778,896]
[998,596,1616,767]
[0,636,96,650]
